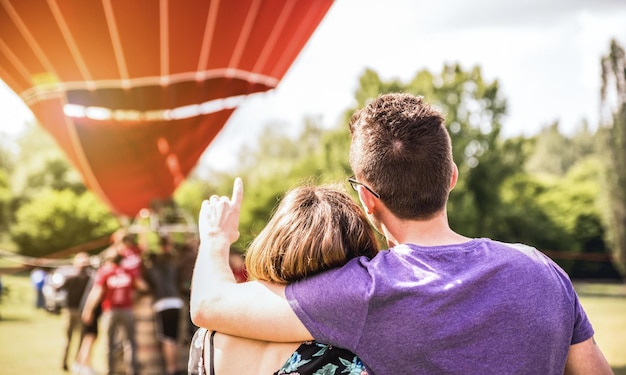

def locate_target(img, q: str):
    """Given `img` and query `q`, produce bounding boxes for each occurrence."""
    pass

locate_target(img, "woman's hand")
[198,177,243,245]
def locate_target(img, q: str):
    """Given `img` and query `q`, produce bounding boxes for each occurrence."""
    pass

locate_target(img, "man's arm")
[564,336,613,375]
[133,276,149,293]
[81,284,103,325]
[189,178,313,342]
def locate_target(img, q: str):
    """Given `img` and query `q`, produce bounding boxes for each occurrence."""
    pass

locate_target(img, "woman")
[189,183,379,374]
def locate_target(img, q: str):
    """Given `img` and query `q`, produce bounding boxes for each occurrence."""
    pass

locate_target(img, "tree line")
[1,40,624,280]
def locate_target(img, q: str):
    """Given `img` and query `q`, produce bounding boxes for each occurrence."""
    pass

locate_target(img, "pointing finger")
[231,177,243,208]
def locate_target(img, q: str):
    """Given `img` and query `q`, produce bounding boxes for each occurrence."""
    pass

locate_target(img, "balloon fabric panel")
[0,0,334,216]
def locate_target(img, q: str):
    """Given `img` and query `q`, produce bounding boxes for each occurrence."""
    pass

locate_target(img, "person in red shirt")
[118,234,144,278]
[228,247,248,283]
[82,249,147,375]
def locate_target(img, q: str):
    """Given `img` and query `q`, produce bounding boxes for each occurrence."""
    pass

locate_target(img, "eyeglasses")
[348,176,380,199]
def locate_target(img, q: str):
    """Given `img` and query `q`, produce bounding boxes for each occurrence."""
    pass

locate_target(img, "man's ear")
[358,186,377,215]
[450,163,459,191]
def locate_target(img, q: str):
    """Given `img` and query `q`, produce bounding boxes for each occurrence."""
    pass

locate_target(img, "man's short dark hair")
[349,93,453,220]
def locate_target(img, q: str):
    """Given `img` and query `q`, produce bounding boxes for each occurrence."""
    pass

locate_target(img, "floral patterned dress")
[276,340,368,375]
[188,328,368,375]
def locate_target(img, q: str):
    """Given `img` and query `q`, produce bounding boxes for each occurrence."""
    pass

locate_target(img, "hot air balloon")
[0,0,333,219]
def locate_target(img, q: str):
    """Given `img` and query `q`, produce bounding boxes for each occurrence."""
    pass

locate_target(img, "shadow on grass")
[613,366,626,375]
[574,281,626,299]
[0,315,29,322]
[578,292,626,299]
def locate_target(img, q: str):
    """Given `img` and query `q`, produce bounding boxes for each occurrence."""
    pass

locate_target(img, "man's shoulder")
[288,256,374,290]
[96,264,120,278]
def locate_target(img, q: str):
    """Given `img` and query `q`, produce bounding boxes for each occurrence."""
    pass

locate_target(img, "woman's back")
[189,328,368,375]
[190,328,299,374]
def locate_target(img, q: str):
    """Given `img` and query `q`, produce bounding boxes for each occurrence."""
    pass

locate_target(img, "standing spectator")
[0,272,4,320]
[144,250,184,375]
[82,249,147,375]
[73,254,103,375]
[73,280,102,375]
[118,234,144,278]
[176,241,198,341]
[228,247,248,283]
[59,252,92,372]
[30,266,46,309]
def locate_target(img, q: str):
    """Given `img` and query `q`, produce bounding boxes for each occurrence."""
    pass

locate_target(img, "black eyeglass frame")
[348,176,381,199]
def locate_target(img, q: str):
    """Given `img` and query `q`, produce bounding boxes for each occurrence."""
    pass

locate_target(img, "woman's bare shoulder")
[208,332,301,375]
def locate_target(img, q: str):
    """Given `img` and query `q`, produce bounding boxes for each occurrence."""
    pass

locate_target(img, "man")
[30,266,46,309]
[144,249,185,375]
[175,240,199,341]
[190,93,612,374]
[59,252,92,372]
[118,233,144,278]
[82,249,147,375]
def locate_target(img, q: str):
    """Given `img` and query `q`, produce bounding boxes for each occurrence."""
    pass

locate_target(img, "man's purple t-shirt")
[286,238,594,375]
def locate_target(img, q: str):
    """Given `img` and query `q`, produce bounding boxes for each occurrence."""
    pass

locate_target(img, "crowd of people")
[55,232,247,375]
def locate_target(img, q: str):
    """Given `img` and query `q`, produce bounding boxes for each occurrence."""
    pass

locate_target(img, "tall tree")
[526,121,596,178]
[599,39,626,275]
[208,118,334,246]
[10,189,118,257]
[0,169,11,234]
[6,123,117,256]
[0,135,17,239]
[12,123,86,197]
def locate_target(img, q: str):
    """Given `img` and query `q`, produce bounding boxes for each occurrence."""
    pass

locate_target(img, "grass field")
[0,273,109,375]
[573,282,626,373]
[1,274,625,374]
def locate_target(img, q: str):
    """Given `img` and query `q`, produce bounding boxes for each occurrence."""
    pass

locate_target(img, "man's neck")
[381,210,470,248]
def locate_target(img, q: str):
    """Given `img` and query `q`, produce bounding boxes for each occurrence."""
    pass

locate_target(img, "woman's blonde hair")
[244,184,379,284]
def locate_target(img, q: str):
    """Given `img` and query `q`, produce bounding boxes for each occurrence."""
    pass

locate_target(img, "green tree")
[497,172,574,252]
[0,136,15,174]
[0,169,11,233]
[496,121,615,276]
[10,189,119,257]
[232,118,338,246]
[4,123,118,257]
[12,123,86,198]
[526,121,596,177]
[180,119,332,248]
[174,178,216,223]
[0,135,17,241]
[599,39,626,275]
[563,158,616,278]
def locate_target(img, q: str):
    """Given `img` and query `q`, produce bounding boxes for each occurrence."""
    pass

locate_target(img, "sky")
[1,0,626,171]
